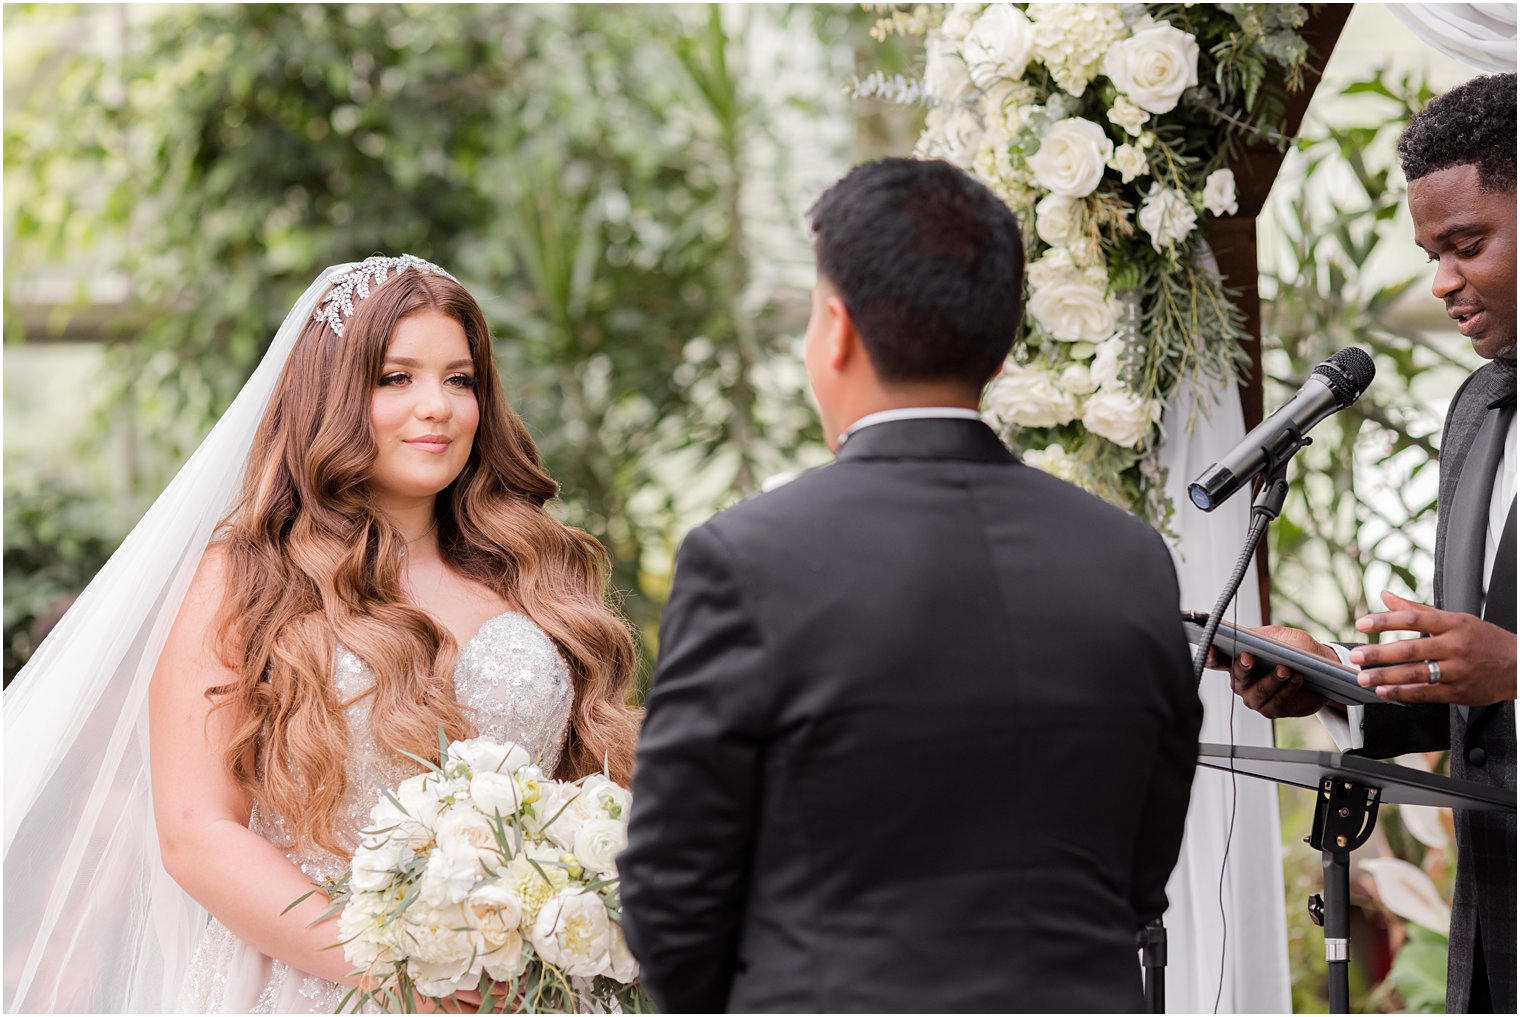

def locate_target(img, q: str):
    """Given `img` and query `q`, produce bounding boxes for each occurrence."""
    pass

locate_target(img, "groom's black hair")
[1398,72,1516,193]
[807,158,1024,389]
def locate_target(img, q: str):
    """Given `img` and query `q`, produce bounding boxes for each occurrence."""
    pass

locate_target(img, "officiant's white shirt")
[837,406,983,447]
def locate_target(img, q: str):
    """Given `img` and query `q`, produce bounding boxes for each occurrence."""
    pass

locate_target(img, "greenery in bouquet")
[855,3,1315,524]
[295,735,650,1013]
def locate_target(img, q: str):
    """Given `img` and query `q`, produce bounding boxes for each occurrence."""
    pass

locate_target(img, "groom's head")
[804,159,1024,447]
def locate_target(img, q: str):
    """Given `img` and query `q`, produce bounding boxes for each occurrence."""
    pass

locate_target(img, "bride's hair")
[209,267,640,856]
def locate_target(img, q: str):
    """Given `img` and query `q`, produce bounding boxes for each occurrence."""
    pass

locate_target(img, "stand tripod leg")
[1322,846,1351,1013]
[1309,779,1379,1015]
[1139,919,1166,1013]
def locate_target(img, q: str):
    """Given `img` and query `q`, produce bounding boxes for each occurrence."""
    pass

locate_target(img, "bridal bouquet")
[307,736,648,1013]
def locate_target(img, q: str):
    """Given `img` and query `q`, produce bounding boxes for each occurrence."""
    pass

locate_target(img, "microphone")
[1188,347,1375,512]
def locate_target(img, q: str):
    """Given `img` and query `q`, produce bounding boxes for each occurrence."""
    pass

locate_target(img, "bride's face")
[367,310,480,507]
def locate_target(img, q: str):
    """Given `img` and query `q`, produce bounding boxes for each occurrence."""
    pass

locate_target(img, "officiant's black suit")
[619,417,1203,1013]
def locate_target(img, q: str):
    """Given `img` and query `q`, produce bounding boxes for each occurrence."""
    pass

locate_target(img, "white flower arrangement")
[863,2,1314,522]
[297,736,647,1013]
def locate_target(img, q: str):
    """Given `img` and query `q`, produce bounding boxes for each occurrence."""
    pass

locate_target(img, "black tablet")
[1183,611,1392,707]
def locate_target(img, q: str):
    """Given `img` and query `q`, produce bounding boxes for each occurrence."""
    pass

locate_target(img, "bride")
[3,257,641,1012]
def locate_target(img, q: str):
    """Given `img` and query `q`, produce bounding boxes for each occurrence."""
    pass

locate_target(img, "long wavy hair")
[209,266,641,857]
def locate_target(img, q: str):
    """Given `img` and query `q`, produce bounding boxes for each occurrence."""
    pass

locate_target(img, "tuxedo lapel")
[1441,401,1513,616]
[1464,499,1517,747]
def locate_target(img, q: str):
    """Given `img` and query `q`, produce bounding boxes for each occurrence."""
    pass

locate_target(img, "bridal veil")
[3,268,343,1012]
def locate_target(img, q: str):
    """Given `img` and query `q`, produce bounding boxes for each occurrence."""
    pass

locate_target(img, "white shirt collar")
[838,407,982,447]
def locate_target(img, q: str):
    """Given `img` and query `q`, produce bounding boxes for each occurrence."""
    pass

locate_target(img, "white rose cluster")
[1027,248,1121,343]
[1102,21,1200,115]
[334,737,640,1008]
[1137,183,1198,252]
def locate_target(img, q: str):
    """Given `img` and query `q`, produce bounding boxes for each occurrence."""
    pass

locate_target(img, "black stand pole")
[1138,919,1166,1013]
[1306,778,1381,1013]
[1190,443,1307,686]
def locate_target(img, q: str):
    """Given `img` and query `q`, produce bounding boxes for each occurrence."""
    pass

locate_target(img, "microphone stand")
[1190,437,1310,686]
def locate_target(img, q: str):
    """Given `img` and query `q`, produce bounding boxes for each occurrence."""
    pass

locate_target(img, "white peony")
[960,4,1035,89]
[500,843,570,923]
[1028,258,1121,342]
[398,902,484,997]
[1106,95,1150,136]
[1034,193,1081,248]
[1137,183,1197,252]
[984,364,1082,428]
[1083,386,1159,448]
[530,890,616,978]
[607,925,639,983]
[924,34,973,103]
[420,830,483,907]
[1027,117,1113,198]
[572,818,627,877]
[436,805,500,862]
[1102,22,1200,114]
[1088,336,1128,389]
[449,737,530,777]
[581,776,632,820]
[1108,143,1149,184]
[1203,168,1239,216]
[463,883,528,981]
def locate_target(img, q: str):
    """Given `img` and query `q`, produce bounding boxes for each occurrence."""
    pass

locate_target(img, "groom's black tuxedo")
[619,417,1203,1013]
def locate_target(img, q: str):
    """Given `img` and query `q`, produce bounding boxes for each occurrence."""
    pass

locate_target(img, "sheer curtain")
[1391,4,1517,72]
[1155,374,1292,1013]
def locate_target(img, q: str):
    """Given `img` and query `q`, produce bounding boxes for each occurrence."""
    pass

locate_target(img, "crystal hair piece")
[311,254,458,337]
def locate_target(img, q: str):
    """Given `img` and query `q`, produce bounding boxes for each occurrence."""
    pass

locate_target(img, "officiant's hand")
[1206,626,1337,719]
[1350,590,1518,706]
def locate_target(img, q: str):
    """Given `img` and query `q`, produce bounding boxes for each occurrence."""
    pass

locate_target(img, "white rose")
[1088,336,1128,389]
[339,890,398,969]
[529,890,615,978]
[1021,443,1082,484]
[469,770,523,819]
[350,837,406,892]
[1059,363,1096,395]
[1034,194,1080,248]
[583,777,632,820]
[420,831,483,907]
[1137,183,1197,252]
[1106,95,1150,136]
[983,364,1081,428]
[941,104,984,167]
[1027,117,1113,198]
[924,35,973,103]
[938,2,981,41]
[1108,143,1148,184]
[960,4,1035,89]
[1029,267,1120,342]
[1083,386,1159,448]
[1203,167,1239,216]
[572,818,627,877]
[1102,22,1200,114]
[980,78,1027,133]
[367,773,442,848]
[448,738,531,776]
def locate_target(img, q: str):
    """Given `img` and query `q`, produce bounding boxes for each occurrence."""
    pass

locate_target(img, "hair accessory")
[311,254,457,337]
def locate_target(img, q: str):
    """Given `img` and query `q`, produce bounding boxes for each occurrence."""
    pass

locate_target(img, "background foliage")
[4,3,893,684]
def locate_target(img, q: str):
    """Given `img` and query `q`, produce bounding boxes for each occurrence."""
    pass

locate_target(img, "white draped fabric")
[1391,3,1518,72]
[1155,374,1292,1013]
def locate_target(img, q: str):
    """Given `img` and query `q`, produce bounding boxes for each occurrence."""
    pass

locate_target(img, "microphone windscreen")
[1313,347,1375,404]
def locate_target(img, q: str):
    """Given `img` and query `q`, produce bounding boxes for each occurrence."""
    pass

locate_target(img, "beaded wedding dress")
[178,612,574,1013]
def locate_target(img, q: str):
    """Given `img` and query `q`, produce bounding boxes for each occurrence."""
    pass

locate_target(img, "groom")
[618,159,1202,1012]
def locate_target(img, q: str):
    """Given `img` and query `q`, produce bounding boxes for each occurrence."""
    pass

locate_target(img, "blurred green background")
[0,3,1491,1012]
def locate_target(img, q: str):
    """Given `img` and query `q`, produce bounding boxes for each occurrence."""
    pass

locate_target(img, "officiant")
[1220,73,1516,1013]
